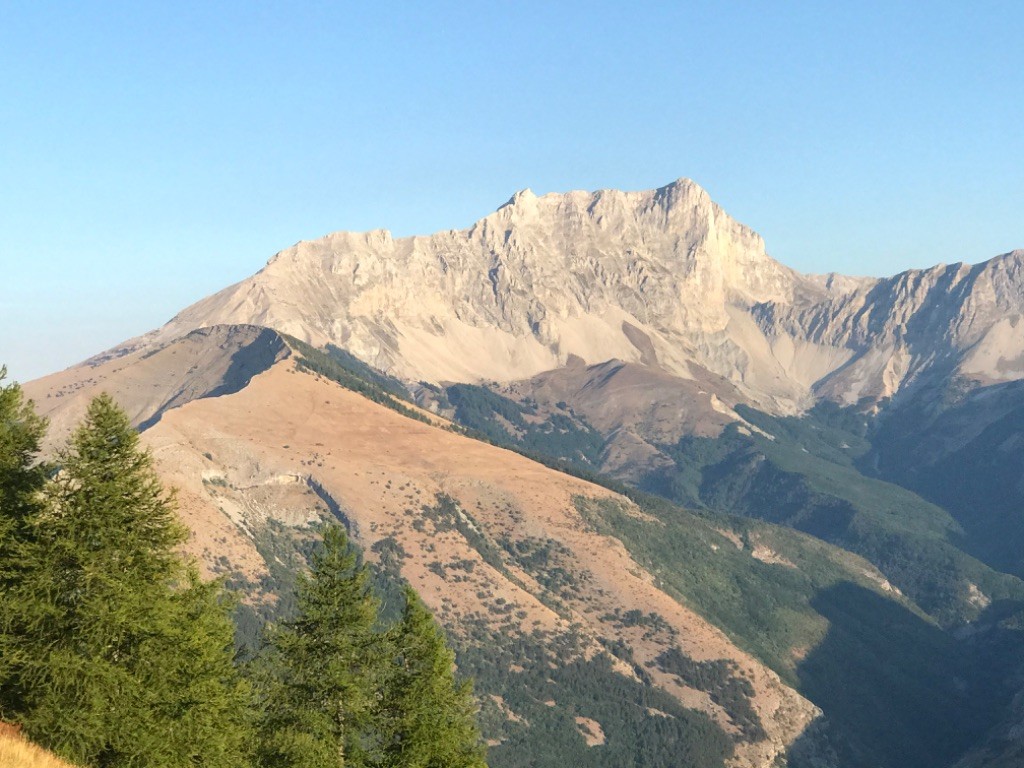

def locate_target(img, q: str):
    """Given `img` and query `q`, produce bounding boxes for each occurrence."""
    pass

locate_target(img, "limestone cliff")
[111,180,1020,419]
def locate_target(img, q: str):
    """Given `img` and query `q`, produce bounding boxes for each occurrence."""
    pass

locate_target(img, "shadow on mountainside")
[788,582,1023,768]
[136,326,288,431]
[864,381,1024,579]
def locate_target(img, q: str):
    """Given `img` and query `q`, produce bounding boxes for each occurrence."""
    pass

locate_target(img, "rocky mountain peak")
[499,187,538,209]
[115,179,1022,413]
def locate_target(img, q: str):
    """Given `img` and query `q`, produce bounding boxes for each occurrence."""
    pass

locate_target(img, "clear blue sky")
[2,1,1022,382]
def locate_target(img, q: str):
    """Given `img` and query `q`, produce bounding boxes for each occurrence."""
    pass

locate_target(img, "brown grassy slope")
[22,324,289,451]
[0,732,79,768]
[141,358,819,768]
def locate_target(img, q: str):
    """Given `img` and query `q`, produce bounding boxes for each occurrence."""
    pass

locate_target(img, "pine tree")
[256,524,382,768]
[0,368,48,569]
[0,393,253,767]
[0,367,49,715]
[378,586,486,768]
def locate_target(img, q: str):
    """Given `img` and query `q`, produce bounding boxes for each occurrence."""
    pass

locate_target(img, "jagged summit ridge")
[122,179,1022,410]
[140,180,802,396]
[751,248,1024,403]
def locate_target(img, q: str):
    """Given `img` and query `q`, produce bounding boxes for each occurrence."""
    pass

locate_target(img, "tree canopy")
[256,524,381,768]
[0,368,48,582]
[0,393,252,768]
[378,585,487,768]
[256,525,487,768]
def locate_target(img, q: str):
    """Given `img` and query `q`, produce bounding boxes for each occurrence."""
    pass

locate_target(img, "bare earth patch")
[574,716,606,746]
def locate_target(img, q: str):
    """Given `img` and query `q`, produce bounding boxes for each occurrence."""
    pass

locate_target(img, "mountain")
[21,178,1024,768]
[99,181,1024,531]
[27,330,821,767]
[117,180,806,405]
[108,179,1024,416]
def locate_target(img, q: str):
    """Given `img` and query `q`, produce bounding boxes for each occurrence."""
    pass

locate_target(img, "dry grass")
[0,732,78,768]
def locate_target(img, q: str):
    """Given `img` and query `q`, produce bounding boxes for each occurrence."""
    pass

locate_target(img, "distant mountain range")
[24,180,1024,768]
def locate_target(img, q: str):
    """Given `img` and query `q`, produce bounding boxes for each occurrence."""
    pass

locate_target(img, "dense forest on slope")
[639,404,1024,627]
[865,378,1024,578]
[575,495,1024,768]
[444,384,606,467]
[284,336,432,424]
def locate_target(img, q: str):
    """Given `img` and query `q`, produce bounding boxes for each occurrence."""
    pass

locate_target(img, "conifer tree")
[0,368,48,572]
[378,586,486,768]
[0,367,49,713]
[256,524,381,768]
[0,393,253,768]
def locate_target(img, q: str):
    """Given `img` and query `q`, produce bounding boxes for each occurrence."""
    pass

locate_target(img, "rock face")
[754,251,1024,406]
[135,179,804,404]
[117,180,1022,420]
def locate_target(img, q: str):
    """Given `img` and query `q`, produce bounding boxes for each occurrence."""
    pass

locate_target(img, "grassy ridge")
[222,501,735,768]
[424,377,1024,626]
[255,343,1024,768]
[282,335,434,425]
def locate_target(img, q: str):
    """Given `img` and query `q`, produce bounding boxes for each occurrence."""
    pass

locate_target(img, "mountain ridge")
[93,179,1020,423]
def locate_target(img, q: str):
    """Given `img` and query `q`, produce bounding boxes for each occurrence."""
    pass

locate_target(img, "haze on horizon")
[2,1,1022,382]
